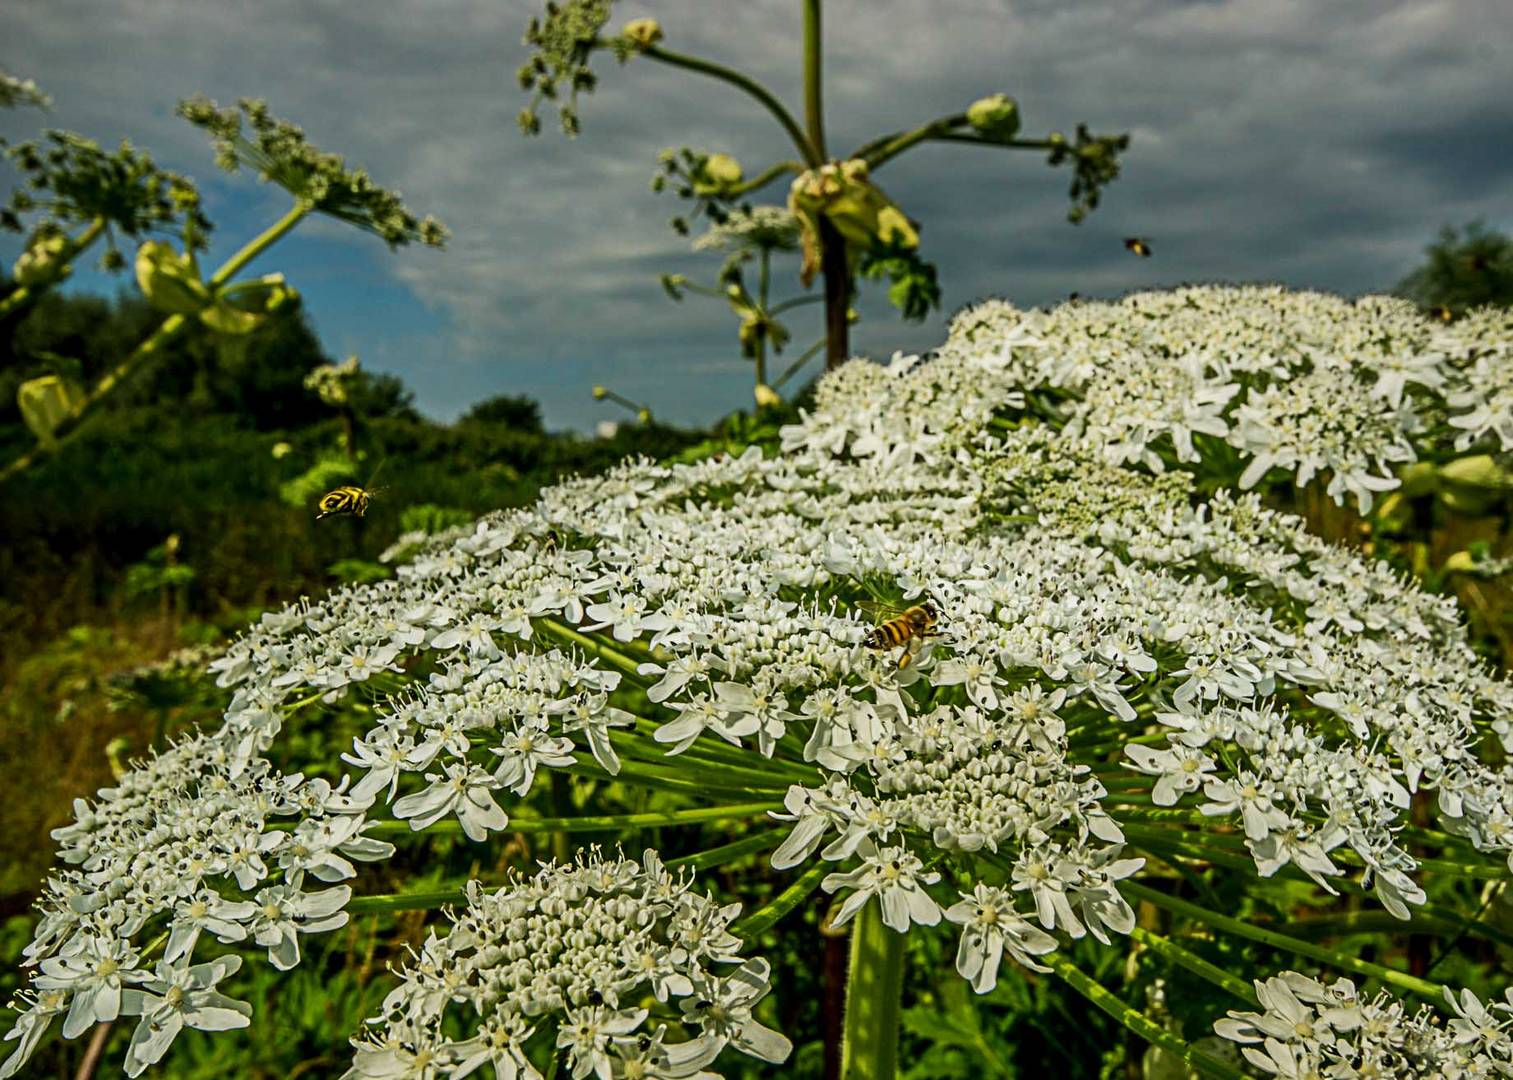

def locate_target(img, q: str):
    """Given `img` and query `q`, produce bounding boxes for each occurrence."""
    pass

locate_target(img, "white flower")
[944,884,1057,990]
[1123,743,1216,806]
[248,883,351,970]
[392,763,509,840]
[119,955,251,1077]
[34,933,146,1038]
[821,847,942,932]
[680,959,792,1064]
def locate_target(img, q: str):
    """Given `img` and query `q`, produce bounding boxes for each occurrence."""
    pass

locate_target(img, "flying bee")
[861,600,941,670]
[316,485,373,519]
[316,458,386,521]
[1123,236,1152,258]
[1429,304,1455,324]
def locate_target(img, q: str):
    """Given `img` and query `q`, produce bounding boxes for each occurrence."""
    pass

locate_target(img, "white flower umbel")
[342,850,789,1079]
[1215,971,1513,1077]
[10,284,1513,1073]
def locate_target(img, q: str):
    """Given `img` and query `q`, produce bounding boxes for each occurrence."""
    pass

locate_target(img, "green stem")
[839,902,905,1080]
[755,248,771,389]
[0,216,107,321]
[768,293,823,316]
[347,888,465,915]
[1045,953,1246,1080]
[802,0,826,161]
[636,44,817,165]
[534,617,650,684]
[1124,881,1447,1001]
[732,859,827,938]
[208,199,311,285]
[1128,927,1256,1004]
[726,159,805,197]
[365,802,780,836]
[773,336,826,390]
[862,113,967,169]
[667,830,781,870]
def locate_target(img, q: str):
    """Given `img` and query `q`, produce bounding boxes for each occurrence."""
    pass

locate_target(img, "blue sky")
[4,0,1511,431]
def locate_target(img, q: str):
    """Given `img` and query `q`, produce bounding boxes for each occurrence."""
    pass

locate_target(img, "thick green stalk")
[637,44,816,165]
[839,902,904,1080]
[1045,954,1246,1080]
[208,199,311,285]
[0,216,107,321]
[1124,881,1447,1001]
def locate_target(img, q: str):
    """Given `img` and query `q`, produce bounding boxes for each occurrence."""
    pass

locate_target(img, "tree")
[1395,220,1513,314]
[459,393,544,433]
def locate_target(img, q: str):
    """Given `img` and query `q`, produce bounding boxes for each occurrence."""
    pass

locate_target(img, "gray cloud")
[3,0,1510,429]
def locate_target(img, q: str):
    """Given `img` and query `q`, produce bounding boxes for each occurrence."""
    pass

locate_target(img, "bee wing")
[855,600,910,617]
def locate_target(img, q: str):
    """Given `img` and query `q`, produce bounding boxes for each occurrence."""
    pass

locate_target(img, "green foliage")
[459,392,544,433]
[859,243,942,322]
[1395,220,1513,313]
[398,502,478,534]
[327,557,393,584]
[2,291,340,430]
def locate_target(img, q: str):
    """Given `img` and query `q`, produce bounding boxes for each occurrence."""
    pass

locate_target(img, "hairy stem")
[839,902,905,1080]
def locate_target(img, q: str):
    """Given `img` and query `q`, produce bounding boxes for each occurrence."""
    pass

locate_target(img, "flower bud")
[966,94,1020,141]
[593,385,608,400]
[12,233,72,287]
[693,153,743,196]
[754,383,782,409]
[621,17,663,49]
[637,408,652,424]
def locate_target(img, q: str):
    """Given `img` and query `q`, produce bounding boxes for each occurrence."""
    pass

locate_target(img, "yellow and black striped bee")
[862,600,941,670]
[1429,305,1455,324]
[1123,237,1152,258]
[316,485,373,520]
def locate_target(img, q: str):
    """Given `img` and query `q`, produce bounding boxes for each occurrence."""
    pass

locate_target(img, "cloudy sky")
[3,0,1510,430]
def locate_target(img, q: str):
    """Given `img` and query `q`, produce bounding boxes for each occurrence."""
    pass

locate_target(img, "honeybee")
[1123,237,1152,258]
[862,600,941,669]
[316,485,373,520]
[1429,305,1455,324]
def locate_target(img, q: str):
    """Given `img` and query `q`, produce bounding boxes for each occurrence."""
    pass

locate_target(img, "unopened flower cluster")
[345,849,789,1079]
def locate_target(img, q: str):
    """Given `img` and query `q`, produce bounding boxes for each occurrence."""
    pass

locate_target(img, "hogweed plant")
[516,0,1129,398]
[7,284,1513,1077]
[0,93,447,484]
